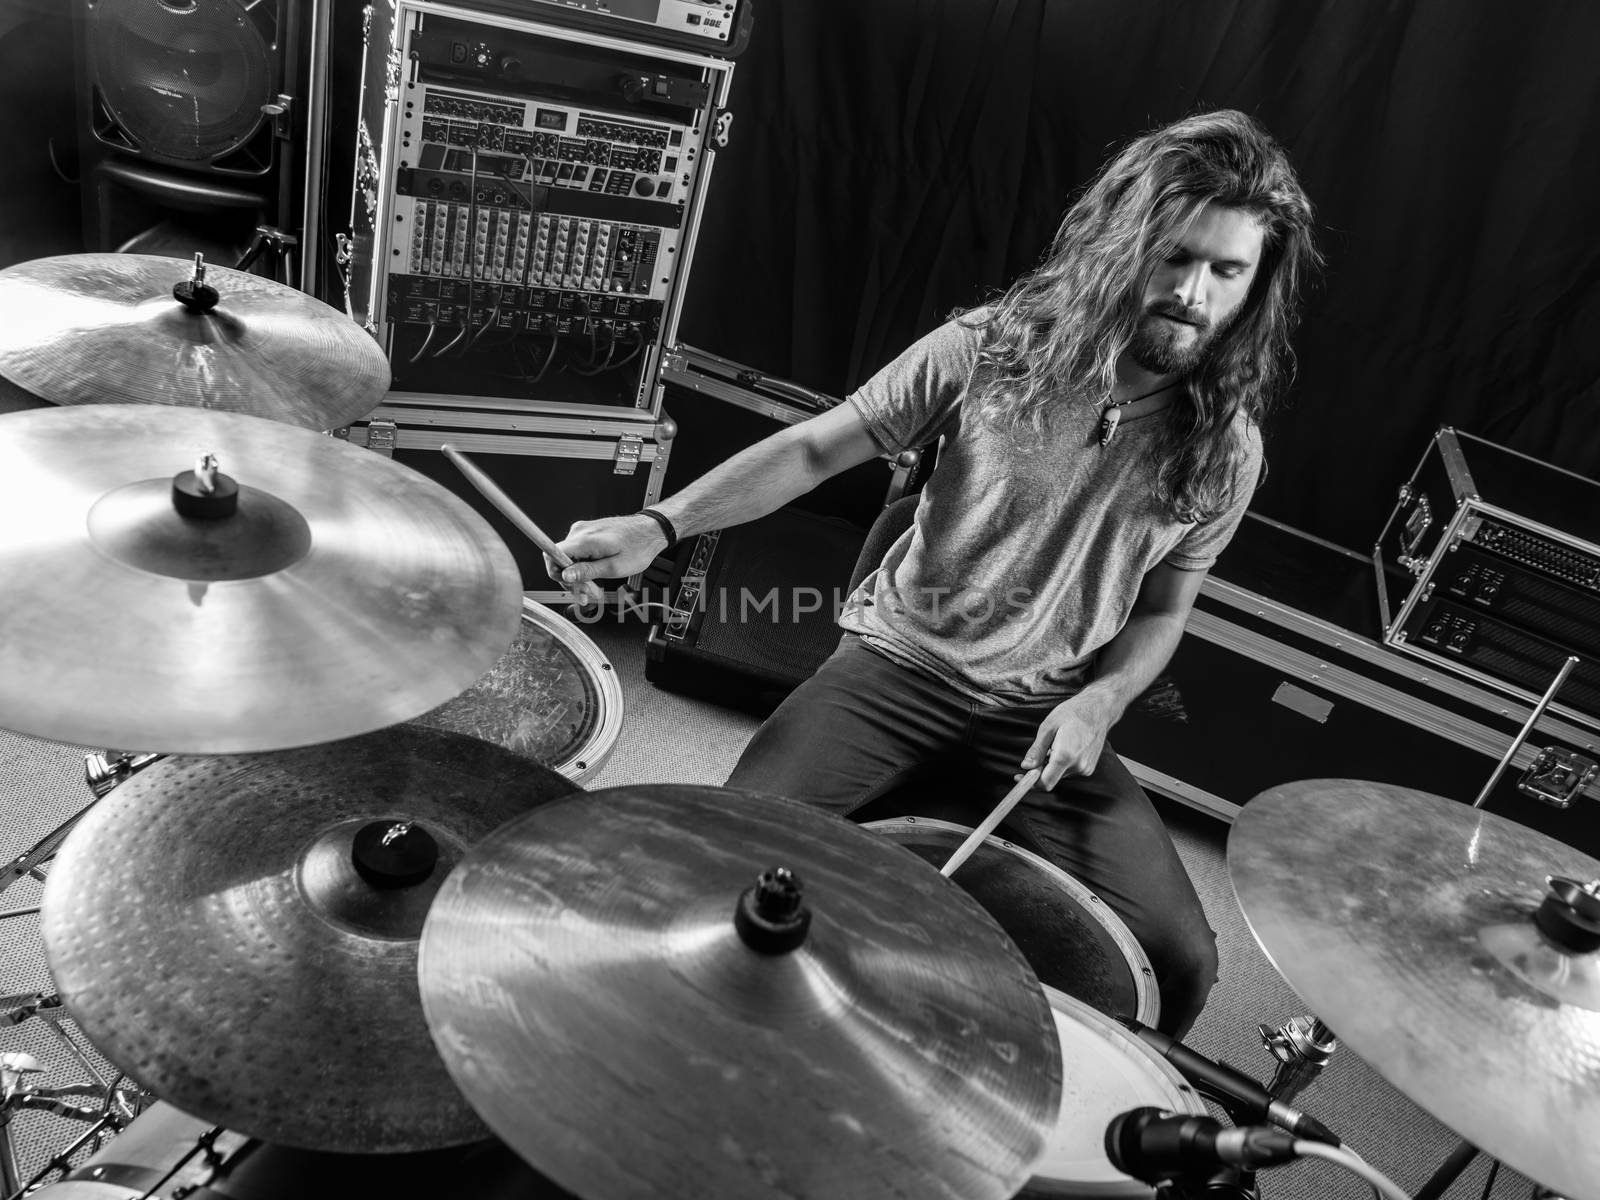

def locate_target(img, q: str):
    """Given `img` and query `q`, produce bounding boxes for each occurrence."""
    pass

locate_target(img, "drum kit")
[0,251,1595,1200]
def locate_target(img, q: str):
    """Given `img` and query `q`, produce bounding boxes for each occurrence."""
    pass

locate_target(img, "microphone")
[1117,1018,1338,1144]
[1104,1108,1299,1183]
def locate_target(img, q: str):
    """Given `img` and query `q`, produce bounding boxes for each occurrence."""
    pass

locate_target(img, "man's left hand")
[1021,693,1117,790]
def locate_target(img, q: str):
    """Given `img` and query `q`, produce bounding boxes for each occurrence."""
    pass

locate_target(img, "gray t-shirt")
[838,312,1263,705]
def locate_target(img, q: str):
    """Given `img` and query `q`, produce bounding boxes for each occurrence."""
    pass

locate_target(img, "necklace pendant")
[1098,406,1121,447]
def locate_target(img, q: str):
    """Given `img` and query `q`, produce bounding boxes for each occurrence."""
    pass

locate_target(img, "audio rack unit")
[463,0,755,58]
[1375,427,1600,731]
[344,1,734,420]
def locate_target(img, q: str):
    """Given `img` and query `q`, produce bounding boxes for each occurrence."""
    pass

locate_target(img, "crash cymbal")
[418,783,1062,1200]
[0,253,390,429]
[0,404,522,753]
[1229,779,1600,1200]
[40,724,578,1154]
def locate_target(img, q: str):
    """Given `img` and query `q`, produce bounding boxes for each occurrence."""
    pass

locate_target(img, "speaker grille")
[88,0,273,164]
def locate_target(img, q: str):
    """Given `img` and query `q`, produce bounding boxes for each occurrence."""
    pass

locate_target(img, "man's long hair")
[962,109,1320,523]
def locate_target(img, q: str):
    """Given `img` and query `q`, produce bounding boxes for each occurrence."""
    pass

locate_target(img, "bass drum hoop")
[1021,985,1206,1199]
[864,816,1158,1027]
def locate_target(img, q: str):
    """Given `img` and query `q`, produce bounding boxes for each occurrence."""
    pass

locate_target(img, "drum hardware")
[1256,1014,1337,1108]
[84,753,164,802]
[0,405,523,754]
[1116,1018,1337,1146]
[1229,778,1600,1200]
[0,1047,149,1200]
[233,226,300,283]
[40,725,577,1154]
[0,253,391,430]
[417,783,1063,1200]
[24,1102,574,1199]
[1471,654,1580,809]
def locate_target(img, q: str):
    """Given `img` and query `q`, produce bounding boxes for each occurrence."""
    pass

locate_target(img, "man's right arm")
[547,401,884,590]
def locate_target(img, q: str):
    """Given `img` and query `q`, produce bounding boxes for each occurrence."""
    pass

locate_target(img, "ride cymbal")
[0,404,522,753]
[1229,779,1600,1200]
[40,725,578,1154]
[0,253,390,430]
[418,783,1062,1200]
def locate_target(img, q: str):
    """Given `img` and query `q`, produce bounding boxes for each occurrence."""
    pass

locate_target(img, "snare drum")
[411,598,622,782]
[864,817,1159,1026]
[32,1102,573,1199]
[1018,986,1207,1198]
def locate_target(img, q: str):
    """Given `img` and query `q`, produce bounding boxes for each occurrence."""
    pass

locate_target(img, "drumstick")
[939,768,1042,877]
[440,444,604,605]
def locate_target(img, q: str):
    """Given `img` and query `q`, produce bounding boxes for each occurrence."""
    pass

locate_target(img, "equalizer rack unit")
[344,1,735,419]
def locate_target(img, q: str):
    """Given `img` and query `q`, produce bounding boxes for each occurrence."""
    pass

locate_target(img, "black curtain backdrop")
[675,0,1600,551]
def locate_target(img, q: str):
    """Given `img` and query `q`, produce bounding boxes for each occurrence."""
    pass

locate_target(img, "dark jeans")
[725,635,1218,1038]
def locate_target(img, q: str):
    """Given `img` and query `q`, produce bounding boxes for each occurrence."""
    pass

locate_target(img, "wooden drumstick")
[939,768,1042,877]
[440,444,604,605]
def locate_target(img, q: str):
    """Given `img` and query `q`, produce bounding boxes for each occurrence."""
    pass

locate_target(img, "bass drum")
[863,816,1158,1026]
[1020,986,1207,1198]
[32,1102,573,1199]
[411,597,622,783]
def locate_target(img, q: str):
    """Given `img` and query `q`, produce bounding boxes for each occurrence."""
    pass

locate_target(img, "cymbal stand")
[1471,654,1580,810]
[233,225,300,287]
[0,752,160,910]
[1410,656,1584,1199]
[1322,671,1582,1200]
[0,753,158,1194]
[0,1050,143,1200]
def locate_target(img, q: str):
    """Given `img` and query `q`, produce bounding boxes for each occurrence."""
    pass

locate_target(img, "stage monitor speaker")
[645,507,867,715]
[73,0,304,268]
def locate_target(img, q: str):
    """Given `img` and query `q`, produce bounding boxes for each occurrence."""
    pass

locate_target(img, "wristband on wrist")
[637,507,678,550]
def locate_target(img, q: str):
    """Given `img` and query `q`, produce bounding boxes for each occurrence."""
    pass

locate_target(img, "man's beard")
[1127,302,1228,375]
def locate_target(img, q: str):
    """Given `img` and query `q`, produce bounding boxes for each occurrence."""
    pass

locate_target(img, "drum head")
[1021,988,1204,1199]
[412,598,622,781]
[864,818,1158,1026]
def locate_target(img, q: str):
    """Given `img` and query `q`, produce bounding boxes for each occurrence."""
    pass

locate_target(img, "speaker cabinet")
[73,0,304,266]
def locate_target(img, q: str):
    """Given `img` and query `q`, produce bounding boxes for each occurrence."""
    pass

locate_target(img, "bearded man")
[552,109,1320,1036]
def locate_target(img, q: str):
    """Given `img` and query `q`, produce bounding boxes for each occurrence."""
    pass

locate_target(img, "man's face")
[1129,203,1266,375]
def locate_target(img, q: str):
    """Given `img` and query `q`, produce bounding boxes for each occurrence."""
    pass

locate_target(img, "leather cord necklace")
[1098,381,1179,447]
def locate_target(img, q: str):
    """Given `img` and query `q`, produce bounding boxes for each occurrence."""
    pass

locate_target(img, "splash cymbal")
[418,783,1062,1200]
[0,253,390,429]
[40,725,578,1154]
[1229,779,1600,1200]
[0,404,522,753]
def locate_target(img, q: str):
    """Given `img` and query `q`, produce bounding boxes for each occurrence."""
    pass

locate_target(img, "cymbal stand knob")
[734,867,812,954]
[352,820,439,888]
[171,454,239,519]
[1533,877,1600,953]
[172,252,221,313]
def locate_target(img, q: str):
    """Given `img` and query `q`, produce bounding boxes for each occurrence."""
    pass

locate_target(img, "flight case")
[334,404,672,604]
[1114,512,1600,858]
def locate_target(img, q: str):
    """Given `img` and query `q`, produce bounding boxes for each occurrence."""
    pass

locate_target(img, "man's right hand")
[544,513,671,596]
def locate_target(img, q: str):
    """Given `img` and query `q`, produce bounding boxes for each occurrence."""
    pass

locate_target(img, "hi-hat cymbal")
[40,724,578,1154]
[0,253,390,429]
[0,404,522,753]
[418,783,1062,1200]
[1229,779,1600,1200]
